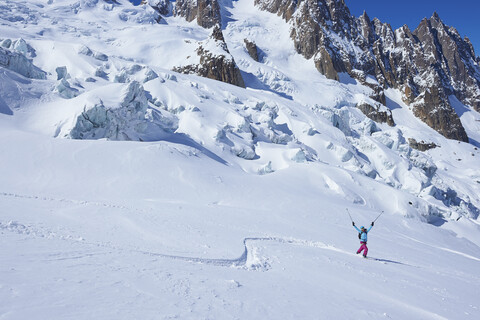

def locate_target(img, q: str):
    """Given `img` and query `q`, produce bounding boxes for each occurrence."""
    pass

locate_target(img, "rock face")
[173,26,245,88]
[356,102,394,126]
[408,138,438,151]
[244,39,259,62]
[174,0,221,29]
[255,0,479,142]
[173,0,245,88]
[171,2,245,88]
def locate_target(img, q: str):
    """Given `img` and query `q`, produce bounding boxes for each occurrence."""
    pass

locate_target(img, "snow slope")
[1,0,480,319]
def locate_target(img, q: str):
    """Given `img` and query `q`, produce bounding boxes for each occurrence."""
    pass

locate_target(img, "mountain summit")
[253,0,479,142]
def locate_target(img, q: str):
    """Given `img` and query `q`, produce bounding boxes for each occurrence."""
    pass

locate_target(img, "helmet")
[361,226,365,229]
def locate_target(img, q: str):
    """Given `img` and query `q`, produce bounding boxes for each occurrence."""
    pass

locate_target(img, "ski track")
[0,219,408,271]
[399,233,480,262]
[0,191,148,213]
[0,191,413,270]
[132,237,358,270]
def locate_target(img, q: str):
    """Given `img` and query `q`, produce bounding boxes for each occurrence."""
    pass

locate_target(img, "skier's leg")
[363,244,368,257]
[357,242,365,254]
[357,242,363,254]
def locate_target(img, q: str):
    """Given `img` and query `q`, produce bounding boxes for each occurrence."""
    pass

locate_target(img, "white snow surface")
[1,0,480,319]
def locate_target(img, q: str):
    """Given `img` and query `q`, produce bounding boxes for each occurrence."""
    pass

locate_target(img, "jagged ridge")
[254,0,480,142]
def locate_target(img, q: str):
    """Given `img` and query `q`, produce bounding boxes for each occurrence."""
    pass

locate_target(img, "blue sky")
[128,0,480,56]
[345,0,480,55]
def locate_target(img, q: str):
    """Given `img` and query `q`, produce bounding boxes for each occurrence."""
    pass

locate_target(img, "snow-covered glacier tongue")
[1,0,480,319]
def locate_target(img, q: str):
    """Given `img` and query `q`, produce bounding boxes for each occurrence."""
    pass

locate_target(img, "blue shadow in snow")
[241,71,293,100]
[427,216,448,227]
[469,137,480,148]
[385,95,402,110]
[449,95,470,118]
[163,133,229,165]
[0,95,13,115]
[371,257,415,267]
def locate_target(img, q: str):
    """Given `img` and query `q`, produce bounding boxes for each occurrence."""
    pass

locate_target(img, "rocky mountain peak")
[431,11,441,21]
[255,0,479,142]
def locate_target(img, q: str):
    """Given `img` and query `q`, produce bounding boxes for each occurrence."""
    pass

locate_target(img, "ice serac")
[70,81,176,141]
[255,0,479,142]
[0,46,46,80]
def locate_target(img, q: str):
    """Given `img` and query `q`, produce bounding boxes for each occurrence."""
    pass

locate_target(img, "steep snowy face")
[254,0,480,142]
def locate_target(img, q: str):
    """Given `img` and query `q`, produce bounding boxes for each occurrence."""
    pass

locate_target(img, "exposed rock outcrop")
[172,1,245,87]
[356,102,394,126]
[174,0,221,29]
[173,26,245,88]
[244,39,259,62]
[408,138,438,151]
[413,87,468,142]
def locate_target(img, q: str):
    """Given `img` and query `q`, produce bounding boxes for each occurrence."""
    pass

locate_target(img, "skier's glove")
[352,222,355,226]
[371,222,374,226]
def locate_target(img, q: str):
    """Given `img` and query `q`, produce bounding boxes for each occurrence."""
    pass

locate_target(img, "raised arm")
[366,222,374,233]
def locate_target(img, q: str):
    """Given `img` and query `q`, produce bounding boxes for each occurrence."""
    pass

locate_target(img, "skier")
[352,221,374,258]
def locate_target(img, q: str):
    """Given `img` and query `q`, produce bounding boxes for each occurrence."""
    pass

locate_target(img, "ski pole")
[373,210,385,223]
[346,208,354,222]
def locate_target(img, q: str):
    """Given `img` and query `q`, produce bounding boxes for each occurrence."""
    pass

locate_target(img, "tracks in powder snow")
[130,237,358,271]
[1,218,409,271]
[0,191,411,270]
[0,192,139,212]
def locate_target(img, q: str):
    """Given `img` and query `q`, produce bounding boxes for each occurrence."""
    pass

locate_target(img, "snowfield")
[1,0,480,319]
